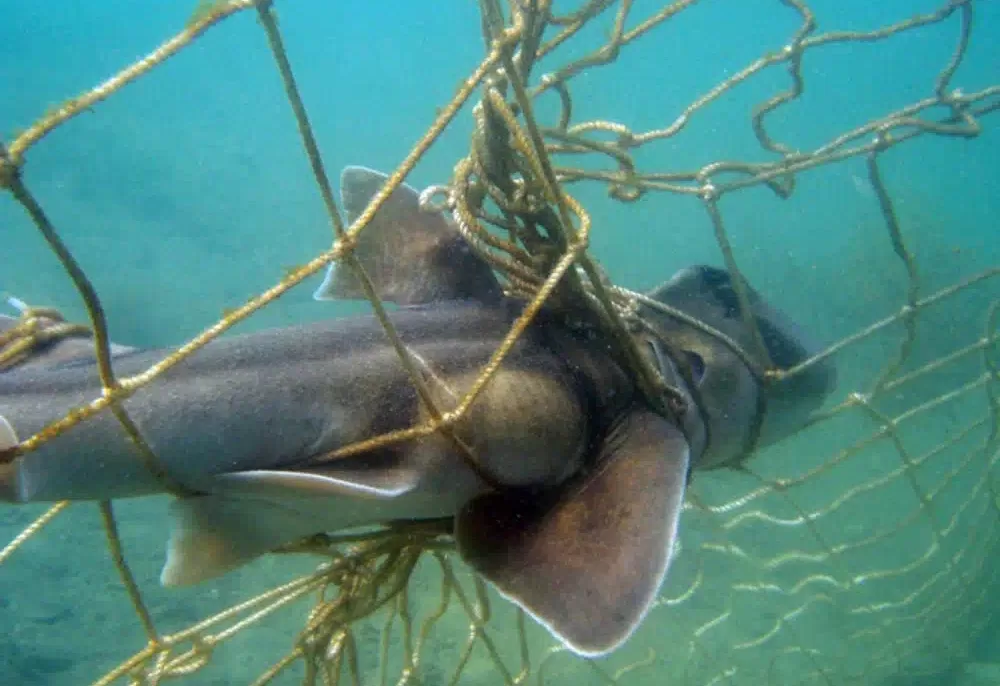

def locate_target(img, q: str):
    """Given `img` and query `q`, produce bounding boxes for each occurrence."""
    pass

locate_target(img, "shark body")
[0,166,836,657]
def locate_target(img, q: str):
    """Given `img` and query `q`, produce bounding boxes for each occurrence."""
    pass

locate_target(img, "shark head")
[639,264,838,470]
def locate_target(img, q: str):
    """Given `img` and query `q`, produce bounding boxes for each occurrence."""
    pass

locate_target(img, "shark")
[0,166,836,657]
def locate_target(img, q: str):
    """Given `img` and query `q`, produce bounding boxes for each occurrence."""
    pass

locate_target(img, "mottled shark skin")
[0,166,836,658]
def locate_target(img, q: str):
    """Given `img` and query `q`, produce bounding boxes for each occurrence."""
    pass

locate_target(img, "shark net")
[1,0,998,684]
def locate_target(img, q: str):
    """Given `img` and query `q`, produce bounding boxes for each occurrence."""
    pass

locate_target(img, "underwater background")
[2,1,999,684]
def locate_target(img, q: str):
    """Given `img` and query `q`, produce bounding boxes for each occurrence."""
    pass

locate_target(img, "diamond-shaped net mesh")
[1,1,998,684]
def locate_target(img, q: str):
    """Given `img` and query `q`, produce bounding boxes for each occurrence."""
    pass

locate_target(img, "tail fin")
[0,414,20,501]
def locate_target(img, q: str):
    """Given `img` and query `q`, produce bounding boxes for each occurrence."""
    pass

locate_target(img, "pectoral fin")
[455,408,689,657]
[314,166,502,305]
[161,465,424,586]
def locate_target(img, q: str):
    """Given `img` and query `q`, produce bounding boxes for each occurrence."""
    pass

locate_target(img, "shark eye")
[684,350,706,383]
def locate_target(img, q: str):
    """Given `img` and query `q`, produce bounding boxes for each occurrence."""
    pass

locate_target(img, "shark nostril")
[685,351,706,383]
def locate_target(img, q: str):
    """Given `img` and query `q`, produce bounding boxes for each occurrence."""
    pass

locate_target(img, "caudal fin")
[0,415,19,501]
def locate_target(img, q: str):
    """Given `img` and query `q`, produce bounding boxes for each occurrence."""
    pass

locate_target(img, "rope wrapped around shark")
[0,298,94,372]
[0,166,836,657]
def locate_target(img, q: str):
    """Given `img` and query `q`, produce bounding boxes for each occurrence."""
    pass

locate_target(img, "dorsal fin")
[313,166,503,306]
